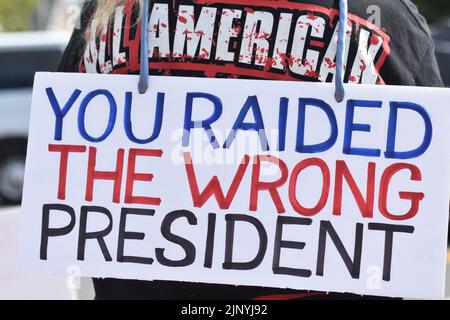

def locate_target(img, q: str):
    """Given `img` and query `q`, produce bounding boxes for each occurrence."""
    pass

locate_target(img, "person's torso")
[70,0,439,300]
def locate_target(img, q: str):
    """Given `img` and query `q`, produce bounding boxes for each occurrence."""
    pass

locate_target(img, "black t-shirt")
[59,0,443,86]
[57,0,443,300]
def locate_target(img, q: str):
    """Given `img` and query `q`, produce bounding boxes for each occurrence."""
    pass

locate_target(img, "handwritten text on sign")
[19,73,450,299]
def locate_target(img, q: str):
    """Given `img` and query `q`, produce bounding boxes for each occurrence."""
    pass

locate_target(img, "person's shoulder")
[362,0,431,36]
[397,0,432,36]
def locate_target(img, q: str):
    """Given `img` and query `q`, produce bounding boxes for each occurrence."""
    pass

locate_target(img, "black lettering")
[77,206,113,261]
[368,223,414,281]
[40,204,76,260]
[117,208,155,265]
[223,214,268,270]
[273,216,312,277]
[316,221,363,279]
[204,213,216,268]
[155,210,197,267]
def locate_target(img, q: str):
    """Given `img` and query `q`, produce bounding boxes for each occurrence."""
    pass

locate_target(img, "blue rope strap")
[138,0,150,94]
[335,0,348,102]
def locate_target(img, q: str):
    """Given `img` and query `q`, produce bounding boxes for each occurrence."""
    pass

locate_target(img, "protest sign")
[18,72,450,298]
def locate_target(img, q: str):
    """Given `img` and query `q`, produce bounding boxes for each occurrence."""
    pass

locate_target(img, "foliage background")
[0,0,449,32]
[0,0,38,32]
[412,0,450,23]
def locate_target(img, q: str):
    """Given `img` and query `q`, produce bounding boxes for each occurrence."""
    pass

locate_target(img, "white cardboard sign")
[18,72,450,299]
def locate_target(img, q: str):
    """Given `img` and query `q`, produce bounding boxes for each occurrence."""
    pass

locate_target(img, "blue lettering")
[385,101,432,159]
[46,88,81,141]
[183,92,223,148]
[343,99,382,157]
[224,95,269,151]
[296,98,338,153]
[78,90,117,142]
[124,92,165,144]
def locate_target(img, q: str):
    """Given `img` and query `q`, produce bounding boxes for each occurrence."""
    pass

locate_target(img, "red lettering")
[85,147,124,203]
[184,152,250,209]
[48,144,87,200]
[333,160,375,218]
[250,155,288,214]
[125,149,163,206]
[289,158,330,217]
[379,163,424,221]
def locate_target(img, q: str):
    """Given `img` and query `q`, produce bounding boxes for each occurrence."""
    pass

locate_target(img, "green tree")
[0,0,448,31]
[0,0,38,32]
[412,0,450,23]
